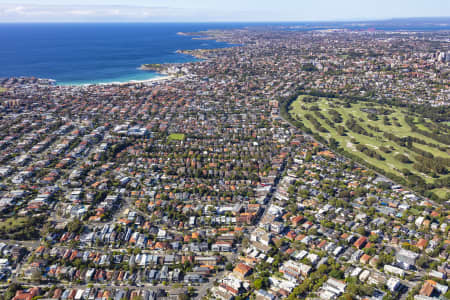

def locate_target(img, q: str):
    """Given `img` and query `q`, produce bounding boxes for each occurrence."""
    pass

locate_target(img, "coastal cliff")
[138,64,166,72]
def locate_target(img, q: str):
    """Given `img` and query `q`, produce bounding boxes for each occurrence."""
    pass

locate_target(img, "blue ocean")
[0,23,245,85]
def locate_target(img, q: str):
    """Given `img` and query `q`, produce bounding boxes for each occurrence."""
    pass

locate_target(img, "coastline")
[93,75,174,86]
[111,75,175,86]
[57,74,174,87]
[1,24,236,87]
[56,33,224,87]
[5,26,235,88]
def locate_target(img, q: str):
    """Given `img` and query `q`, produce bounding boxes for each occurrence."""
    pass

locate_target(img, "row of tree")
[404,116,450,145]
[279,90,448,201]
[356,144,385,161]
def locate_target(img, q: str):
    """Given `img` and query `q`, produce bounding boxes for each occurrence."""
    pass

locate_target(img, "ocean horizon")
[1,21,448,85]
[0,23,246,86]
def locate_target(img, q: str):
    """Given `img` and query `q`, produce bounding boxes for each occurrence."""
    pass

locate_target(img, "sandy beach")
[113,75,174,85]
[60,75,174,87]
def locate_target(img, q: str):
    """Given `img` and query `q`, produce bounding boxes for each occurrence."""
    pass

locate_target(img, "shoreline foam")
[57,74,174,87]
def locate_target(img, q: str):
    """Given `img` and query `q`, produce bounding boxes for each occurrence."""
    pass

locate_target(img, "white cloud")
[0,3,285,22]
[0,3,183,22]
[4,5,25,14]
[69,10,96,16]
[0,1,448,22]
[106,9,121,16]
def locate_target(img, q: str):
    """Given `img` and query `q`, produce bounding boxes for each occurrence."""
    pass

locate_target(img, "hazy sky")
[0,0,449,22]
